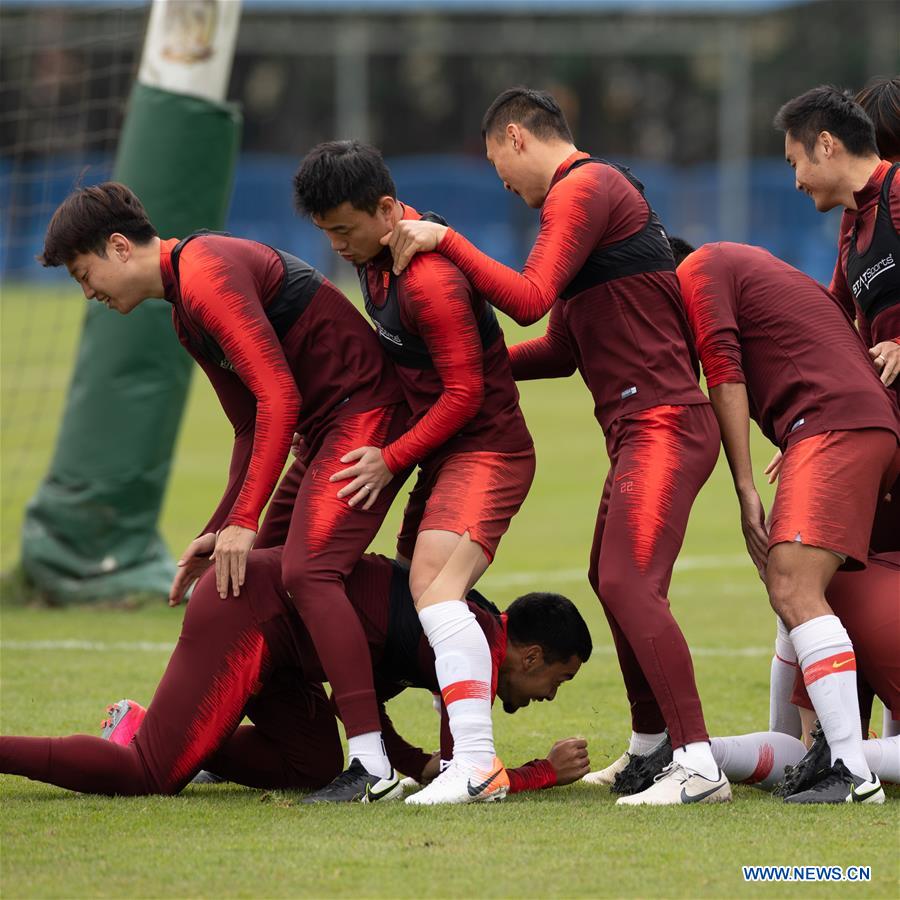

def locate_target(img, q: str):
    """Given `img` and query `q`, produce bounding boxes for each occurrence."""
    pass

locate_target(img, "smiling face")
[496,646,582,714]
[784,131,844,212]
[312,197,398,266]
[65,235,147,314]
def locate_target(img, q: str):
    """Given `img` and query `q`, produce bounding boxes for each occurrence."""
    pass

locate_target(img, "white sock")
[628,731,666,756]
[673,741,719,780]
[346,731,391,780]
[790,615,870,779]
[769,618,802,738]
[861,737,900,783]
[710,732,807,791]
[883,708,900,738]
[419,601,494,770]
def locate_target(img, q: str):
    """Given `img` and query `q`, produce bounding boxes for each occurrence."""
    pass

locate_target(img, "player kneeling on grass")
[0,549,592,801]
[589,554,900,802]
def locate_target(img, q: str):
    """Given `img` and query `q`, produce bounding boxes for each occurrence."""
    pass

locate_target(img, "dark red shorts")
[791,552,900,718]
[769,429,899,568]
[396,448,535,562]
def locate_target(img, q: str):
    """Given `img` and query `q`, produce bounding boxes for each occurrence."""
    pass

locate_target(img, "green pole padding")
[21,83,241,602]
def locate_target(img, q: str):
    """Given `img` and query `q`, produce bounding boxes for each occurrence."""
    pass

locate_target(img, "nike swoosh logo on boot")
[680,782,724,804]
[467,770,502,797]
[850,780,882,802]
[365,775,398,801]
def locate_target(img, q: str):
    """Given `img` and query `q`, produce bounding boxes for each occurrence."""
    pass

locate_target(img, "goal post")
[21,0,242,602]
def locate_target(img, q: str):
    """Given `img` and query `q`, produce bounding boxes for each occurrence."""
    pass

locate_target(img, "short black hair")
[668,236,696,266]
[293,140,396,218]
[856,76,900,162]
[40,181,157,267]
[773,85,878,158]
[481,87,573,143]
[505,592,592,665]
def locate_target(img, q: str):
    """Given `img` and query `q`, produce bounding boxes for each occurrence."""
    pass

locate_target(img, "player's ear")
[377,195,396,218]
[522,644,545,671]
[507,123,524,152]
[819,130,834,158]
[108,232,130,261]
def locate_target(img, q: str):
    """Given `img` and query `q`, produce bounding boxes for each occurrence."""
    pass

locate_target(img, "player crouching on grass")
[0,548,593,801]
[293,142,536,805]
[38,183,416,803]
[668,237,900,803]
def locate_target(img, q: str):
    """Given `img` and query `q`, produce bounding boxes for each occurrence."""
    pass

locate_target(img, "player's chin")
[503,699,525,714]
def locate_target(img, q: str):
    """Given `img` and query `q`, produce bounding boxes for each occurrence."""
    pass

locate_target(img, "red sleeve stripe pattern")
[677,248,746,388]
[382,257,484,473]
[439,159,609,326]
[179,242,300,530]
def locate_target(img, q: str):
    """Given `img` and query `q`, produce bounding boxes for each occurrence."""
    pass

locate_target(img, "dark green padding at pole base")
[21,83,242,603]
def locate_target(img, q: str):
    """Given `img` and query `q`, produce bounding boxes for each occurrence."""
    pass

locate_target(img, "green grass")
[2,282,899,898]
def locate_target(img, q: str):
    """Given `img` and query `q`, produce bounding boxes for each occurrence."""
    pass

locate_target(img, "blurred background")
[1,0,898,589]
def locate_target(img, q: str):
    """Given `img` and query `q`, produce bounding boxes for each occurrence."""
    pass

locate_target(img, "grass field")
[1,283,898,898]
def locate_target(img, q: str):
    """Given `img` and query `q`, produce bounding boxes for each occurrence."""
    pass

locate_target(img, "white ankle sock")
[862,736,900,783]
[419,600,494,770]
[347,731,391,780]
[710,732,806,791]
[628,731,666,756]
[790,615,870,779]
[673,741,719,780]
[769,618,802,737]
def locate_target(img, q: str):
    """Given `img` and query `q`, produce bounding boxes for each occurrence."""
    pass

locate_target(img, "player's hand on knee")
[330,445,392,509]
[211,525,256,599]
[869,340,900,387]
[169,532,216,607]
[738,488,769,579]
[763,449,783,484]
[381,219,447,276]
[547,737,590,785]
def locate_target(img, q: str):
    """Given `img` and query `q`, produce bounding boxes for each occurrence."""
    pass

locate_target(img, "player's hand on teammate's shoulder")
[330,445,393,509]
[211,525,256,599]
[169,532,216,607]
[547,737,590,785]
[869,340,900,387]
[381,219,448,276]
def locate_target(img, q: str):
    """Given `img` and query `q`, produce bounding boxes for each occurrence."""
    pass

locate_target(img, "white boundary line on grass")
[479,552,749,588]
[0,639,772,657]
[2,556,761,655]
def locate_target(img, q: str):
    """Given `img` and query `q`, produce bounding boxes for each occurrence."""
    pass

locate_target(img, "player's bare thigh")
[765,542,842,630]
[409,529,490,609]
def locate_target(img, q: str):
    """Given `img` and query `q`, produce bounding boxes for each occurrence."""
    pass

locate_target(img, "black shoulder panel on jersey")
[169,230,323,369]
[558,158,675,300]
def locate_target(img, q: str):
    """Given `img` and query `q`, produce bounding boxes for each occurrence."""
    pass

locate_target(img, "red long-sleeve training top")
[677,242,900,449]
[361,204,532,473]
[436,151,708,431]
[830,159,900,352]
[160,234,403,534]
